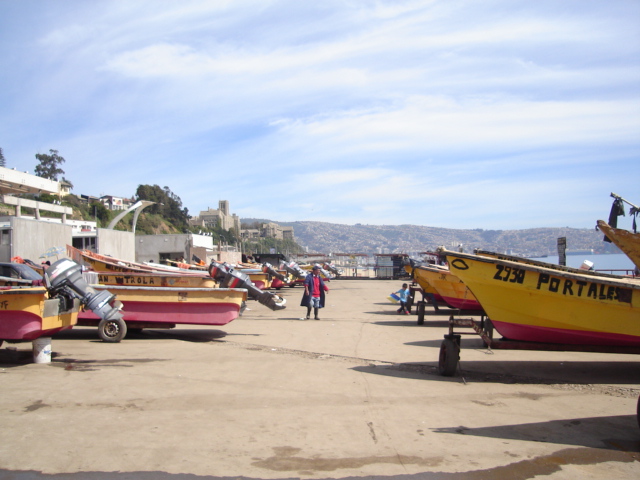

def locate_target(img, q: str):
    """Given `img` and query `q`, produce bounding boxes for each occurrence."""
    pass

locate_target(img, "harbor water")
[530,253,636,274]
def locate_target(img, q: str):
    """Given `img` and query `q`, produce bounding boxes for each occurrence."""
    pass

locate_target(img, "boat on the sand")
[441,249,640,346]
[77,285,247,342]
[0,286,79,342]
[412,263,482,311]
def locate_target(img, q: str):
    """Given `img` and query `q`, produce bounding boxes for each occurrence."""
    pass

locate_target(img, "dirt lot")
[1,279,639,479]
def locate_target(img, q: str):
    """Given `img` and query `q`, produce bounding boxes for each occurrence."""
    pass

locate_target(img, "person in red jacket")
[300,265,329,320]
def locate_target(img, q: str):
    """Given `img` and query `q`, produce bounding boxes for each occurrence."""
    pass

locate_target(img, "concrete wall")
[135,233,242,265]
[0,216,72,262]
[136,234,191,263]
[97,229,136,262]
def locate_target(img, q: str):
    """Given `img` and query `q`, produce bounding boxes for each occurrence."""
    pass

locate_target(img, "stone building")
[189,200,241,233]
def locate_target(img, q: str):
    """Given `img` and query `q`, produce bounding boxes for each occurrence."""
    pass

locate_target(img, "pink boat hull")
[0,310,73,341]
[78,301,240,327]
[491,320,640,347]
[440,295,483,311]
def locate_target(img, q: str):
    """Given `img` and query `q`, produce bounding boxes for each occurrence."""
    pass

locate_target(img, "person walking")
[300,265,329,320]
[393,283,411,315]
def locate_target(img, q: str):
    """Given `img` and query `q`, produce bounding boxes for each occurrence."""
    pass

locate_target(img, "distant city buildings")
[241,222,294,241]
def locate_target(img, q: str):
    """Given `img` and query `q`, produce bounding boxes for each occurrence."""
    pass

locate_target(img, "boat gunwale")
[88,285,248,293]
[474,248,635,279]
[441,249,640,289]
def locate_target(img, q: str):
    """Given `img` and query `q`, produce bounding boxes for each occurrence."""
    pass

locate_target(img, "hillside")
[251,220,613,257]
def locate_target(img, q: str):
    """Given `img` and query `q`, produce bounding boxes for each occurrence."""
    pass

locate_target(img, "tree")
[0,147,5,167]
[136,184,191,231]
[34,149,65,180]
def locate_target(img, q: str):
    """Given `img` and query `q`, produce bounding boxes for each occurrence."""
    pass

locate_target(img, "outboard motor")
[323,263,343,277]
[209,261,286,311]
[282,262,307,280]
[262,262,288,282]
[44,258,126,342]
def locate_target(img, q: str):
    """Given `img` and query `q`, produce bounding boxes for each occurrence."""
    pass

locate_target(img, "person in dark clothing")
[300,265,329,320]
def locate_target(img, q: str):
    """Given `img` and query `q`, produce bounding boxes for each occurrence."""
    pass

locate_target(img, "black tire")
[98,317,127,343]
[417,301,426,325]
[637,395,640,429]
[438,338,460,376]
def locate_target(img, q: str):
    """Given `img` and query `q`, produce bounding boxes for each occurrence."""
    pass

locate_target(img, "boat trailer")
[438,313,640,377]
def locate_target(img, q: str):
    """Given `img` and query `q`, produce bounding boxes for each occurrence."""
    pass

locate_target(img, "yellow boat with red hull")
[412,263,482,311]
[0,287,79,342]
[442,249,640,347]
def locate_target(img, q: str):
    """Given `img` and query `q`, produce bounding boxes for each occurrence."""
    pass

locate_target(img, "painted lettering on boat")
[0,300,9,309]
[98,275,157,286]
[493,265,525,284]
[535,272,631,304]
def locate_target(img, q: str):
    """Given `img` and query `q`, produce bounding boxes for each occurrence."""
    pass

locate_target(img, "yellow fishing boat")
[0,287,79,342]
[597,220,640,271]
[408,263,450,306]
[93,271,218,289]
[442,249,640,346]
[412,263,482,311]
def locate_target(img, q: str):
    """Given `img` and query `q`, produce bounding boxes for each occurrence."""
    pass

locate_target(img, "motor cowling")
[44,258,123,321]
[209,261,286,311]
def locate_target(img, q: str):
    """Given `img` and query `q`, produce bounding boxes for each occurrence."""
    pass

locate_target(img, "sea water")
[530,253,636,274]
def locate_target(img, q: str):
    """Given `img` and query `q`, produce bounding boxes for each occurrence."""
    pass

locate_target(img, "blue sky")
[1,0,639,230]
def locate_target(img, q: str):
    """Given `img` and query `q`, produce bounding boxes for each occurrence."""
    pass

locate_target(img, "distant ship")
[565,249,594,255]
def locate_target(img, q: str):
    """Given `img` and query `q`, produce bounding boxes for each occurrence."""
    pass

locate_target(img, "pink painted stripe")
[491,320,640,347]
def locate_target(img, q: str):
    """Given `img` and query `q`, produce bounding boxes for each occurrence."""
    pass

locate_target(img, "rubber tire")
[438,338,460,377]
[417,301,426,325]
[637,395,640,429]
[98,317,127,343]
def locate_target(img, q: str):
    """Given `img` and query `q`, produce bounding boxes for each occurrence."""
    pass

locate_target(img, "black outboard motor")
[44,258,126,342]
[209,261,286,311]
[262,262,288,282]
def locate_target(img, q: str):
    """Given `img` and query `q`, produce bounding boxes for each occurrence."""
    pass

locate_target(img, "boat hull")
[412,265,480,310]
[445,251,640,346]
[78,286,247,327]
[0,287,79,341]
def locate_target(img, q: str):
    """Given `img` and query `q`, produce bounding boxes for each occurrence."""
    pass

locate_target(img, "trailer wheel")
[637,395,640,429]
[98,317,127,343]
[438,338,459,376]
[417,301,426,325]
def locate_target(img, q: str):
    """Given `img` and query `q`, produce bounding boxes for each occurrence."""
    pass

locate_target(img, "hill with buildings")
[257,220,613,257]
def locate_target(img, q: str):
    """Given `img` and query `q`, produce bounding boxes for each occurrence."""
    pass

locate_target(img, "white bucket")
[32,337,52,364]
[580,260,594,271]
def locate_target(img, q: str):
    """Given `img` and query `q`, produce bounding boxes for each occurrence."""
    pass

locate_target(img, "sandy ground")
[1,278,639,479]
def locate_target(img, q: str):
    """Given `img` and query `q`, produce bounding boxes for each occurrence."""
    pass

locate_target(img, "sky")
[1,0,639,231]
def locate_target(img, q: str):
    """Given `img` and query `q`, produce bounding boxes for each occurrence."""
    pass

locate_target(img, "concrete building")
[135,233,240,265]
[190,200,241,233]
[241,222,294,241]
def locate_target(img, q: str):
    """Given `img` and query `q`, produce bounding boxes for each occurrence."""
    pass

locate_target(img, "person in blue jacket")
[300,265,329,320]
[393,283,411,315]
